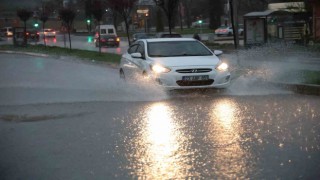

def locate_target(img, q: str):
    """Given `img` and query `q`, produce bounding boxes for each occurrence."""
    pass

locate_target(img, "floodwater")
[0,46,320,179]
[2,44,314,105]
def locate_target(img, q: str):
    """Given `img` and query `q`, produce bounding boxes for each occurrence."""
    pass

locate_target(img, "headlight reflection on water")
[124,99,253,179]
[127,103,190,179]
[208,99,253,178]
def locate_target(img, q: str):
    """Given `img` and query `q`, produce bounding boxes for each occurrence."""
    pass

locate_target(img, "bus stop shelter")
[244,10,307,47]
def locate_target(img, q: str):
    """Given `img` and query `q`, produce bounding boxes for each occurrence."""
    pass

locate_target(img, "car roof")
[145,38,196,42]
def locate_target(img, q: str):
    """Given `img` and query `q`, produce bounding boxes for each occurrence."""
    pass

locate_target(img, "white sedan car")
[39,29,56,38]
[119,38,231,90]
[215,26,244,36]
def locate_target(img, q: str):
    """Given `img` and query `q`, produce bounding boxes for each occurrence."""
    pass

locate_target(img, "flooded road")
[0,53,319,179]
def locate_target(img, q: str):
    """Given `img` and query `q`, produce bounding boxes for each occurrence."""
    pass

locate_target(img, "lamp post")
[229,0,238,49]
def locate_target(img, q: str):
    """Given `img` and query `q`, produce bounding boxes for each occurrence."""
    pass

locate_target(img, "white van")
[95,25,117,38]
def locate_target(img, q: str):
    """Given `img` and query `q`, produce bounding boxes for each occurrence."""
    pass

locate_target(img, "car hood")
[150,55,220,67]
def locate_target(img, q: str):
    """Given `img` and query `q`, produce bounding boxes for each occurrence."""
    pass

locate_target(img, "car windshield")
[148,41,213,57]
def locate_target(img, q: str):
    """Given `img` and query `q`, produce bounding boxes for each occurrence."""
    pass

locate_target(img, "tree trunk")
[24,21,27,46]
[229,0,237,49]
[43,23,46,46]
[68,27,72,50]
[98,24,101,54]
[124,18,131,46]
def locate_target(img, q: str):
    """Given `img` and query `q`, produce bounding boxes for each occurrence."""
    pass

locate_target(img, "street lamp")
[198,20,203,33]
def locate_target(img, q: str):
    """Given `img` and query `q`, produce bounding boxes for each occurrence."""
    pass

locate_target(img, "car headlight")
[216,62,228,71]
[151,64,171,73]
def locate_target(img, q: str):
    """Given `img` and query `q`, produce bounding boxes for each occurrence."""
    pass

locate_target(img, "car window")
[148,41,213,57]
[107,29,114,34]
[101,29,106,34]
[128,44,139,54]
[137,42,145,57]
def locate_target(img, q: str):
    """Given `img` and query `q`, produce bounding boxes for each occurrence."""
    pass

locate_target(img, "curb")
[0,50,119,69]
[282,83,320,96]
[0,50,48,57]
[269,82,320,96]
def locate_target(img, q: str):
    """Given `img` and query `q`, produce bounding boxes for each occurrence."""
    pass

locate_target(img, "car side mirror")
[213,50,223,56]
[131,52,142,58]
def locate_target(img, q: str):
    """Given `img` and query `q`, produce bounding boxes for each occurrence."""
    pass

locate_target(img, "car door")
[129,41,147,76]
[121,44,139,78]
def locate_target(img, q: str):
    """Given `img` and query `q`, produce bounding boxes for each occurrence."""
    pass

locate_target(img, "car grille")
[176,68,212,73]
[176,80,214,86]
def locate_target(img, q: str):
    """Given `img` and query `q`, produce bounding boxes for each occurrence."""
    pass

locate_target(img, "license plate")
[182,75,209,81]
[108,38,114,41]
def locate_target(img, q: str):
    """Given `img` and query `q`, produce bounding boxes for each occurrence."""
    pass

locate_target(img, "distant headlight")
[216,62,228,71]
[151,64,171,73]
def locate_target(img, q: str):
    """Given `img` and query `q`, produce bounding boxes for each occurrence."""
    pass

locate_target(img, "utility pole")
[229,0,238,49]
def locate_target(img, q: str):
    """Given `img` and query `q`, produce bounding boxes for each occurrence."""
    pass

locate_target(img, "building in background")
[310,0,320,41]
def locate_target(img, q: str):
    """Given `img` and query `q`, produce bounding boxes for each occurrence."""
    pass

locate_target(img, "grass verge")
[301,70,320,85]
[279,70,320,85]
[0,44,121,65]
[117,28,214,37]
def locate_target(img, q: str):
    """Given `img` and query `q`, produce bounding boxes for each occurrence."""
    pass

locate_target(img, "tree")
[92,0,105,54]
[207,0,223,29]
[17,9,33,45]
[156,8,164,32]
[181,0,191,28]
[85,0,93,33]
[59,8,76,50]
[154,0,180,34]
[107,0,137,45]
[44,0,64,17]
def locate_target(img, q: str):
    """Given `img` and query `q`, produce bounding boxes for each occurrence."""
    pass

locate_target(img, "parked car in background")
[95,25,117,38]
[95,34,120,47]
[215,26,244,36]
[26,29,40,41]
[39,29,56,38]
[0,27,13,37]
[155,32,182,38]
[119,38,231,90]
[131,33,154,43]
